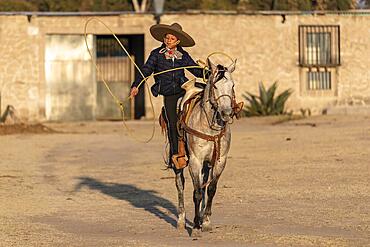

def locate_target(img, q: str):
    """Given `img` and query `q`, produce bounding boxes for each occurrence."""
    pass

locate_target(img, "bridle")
[203,65,238,130]
[178,62,243,168]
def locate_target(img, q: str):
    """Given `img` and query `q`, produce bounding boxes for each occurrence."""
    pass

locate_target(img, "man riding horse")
[130,22,204,170]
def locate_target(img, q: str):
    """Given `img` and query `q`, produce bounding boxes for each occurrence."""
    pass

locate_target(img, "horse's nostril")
[220,109,233,122]
[222,109,232,117]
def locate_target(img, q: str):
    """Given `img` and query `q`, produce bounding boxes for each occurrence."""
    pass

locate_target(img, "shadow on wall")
[74,176,178,227]
[1,81,30,122]
[0,105,20,124]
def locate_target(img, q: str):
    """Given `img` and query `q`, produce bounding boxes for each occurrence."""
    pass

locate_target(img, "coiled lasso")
[84,17,235,143]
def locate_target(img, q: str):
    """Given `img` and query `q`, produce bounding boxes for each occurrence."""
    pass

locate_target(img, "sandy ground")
[0,115,369,247]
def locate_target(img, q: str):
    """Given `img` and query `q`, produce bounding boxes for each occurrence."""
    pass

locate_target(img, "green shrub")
[242,82,292,117]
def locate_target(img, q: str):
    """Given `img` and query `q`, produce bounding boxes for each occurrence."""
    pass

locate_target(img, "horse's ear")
[207,58,217,73]
[228,59,237,73]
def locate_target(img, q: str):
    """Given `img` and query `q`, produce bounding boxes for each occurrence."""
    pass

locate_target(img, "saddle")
[158,79,205,170]
[158,78,244,170]
[173,94,202,169]
[178,78,206,112]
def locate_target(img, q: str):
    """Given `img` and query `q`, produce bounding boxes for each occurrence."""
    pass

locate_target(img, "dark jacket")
[131,44,204,97]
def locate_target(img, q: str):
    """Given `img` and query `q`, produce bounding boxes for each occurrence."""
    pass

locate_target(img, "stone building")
[0,10,369,122]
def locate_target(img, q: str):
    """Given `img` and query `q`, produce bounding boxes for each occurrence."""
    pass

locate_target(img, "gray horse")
[175,59,237,235]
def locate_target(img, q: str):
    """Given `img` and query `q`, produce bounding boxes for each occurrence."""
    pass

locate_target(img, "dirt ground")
[0,115,369,247]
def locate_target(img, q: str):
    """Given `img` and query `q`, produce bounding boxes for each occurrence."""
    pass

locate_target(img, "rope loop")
[84,17,236,143]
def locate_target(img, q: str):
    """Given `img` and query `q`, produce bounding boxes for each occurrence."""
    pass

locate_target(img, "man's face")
[164,33,179,49]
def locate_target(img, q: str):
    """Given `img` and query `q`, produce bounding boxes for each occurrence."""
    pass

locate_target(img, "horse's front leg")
[201,177,219,232]
[202,158,226,232]
[175,169,186,229]
[188,156,203,234]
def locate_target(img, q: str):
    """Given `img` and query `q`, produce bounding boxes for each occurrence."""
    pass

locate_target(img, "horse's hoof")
[191,228,202,237]
[202,221,212,232]
[177,213,186,230]
[177,220,185,230]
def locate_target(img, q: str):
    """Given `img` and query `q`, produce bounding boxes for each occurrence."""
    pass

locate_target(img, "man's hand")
[130,87,139,98]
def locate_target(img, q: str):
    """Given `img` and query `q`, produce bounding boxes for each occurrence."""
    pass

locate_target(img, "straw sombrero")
[150,23,195,47]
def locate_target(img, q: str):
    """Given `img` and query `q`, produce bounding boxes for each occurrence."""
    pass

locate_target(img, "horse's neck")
[202,83,213,115]
[190,84,221,134]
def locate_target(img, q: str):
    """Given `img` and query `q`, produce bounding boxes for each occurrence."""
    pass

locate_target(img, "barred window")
[307,71,331,90]
[299,25,340,67]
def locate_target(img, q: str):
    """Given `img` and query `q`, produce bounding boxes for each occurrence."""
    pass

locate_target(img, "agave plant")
[242,82,292,117]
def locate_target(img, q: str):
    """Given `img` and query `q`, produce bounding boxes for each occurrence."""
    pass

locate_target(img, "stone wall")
[0,16,40,121]
[165,13,370,115]
[0,12,369,121]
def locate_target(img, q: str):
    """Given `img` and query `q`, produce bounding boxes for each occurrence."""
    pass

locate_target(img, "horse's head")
[207,58,236,122]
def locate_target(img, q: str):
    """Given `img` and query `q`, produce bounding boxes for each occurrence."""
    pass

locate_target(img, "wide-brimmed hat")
[150,23,195,47]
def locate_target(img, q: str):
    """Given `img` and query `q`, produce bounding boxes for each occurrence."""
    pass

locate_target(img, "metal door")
[45,34,95,121]
[95,36,134,120]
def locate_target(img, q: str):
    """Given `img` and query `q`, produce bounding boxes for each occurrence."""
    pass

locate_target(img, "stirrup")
[171,154,188,170]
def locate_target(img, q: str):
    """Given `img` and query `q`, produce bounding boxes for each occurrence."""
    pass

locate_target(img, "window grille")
[97,36,128,58]
[96,36,131,83]
[299,25,340,67]
[95,36,133,120]
[307,71,331,90]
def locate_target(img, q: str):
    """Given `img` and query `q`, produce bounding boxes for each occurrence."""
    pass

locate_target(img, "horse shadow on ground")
[74,176,192,232]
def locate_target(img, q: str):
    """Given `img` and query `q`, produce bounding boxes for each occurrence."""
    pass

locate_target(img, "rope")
[206,51,235,68]
[84,17,155,143]
[83,17,235,143]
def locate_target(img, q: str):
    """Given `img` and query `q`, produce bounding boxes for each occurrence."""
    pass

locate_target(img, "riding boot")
[167,122,178,168]
[172,137,188,169]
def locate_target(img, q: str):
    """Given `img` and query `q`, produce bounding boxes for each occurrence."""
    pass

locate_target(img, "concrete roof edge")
[170,9,370,15]
[0,10,370,16]
[0,11,142,16]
